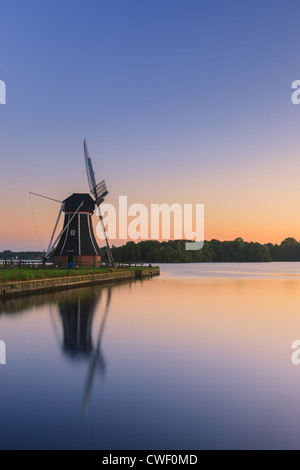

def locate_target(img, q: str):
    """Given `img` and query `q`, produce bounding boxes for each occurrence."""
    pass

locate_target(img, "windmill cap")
[63,193,95,213]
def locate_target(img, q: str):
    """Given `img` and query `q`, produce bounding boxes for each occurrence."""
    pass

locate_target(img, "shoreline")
[0,267,160,299]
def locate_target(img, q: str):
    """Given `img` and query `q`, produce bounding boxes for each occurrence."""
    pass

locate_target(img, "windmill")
[30,140,114,267]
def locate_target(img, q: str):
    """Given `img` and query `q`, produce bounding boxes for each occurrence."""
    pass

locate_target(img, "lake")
[1,262,300,450]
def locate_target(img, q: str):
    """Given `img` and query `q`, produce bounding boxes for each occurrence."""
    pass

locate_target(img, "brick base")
[53,255,102,267]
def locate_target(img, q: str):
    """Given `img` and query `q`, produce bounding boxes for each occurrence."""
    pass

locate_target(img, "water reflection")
[4,265,300,449]
[82,289,111,415]
[1,284,114,416]
[51,287,112,415]
[57,292,99,357]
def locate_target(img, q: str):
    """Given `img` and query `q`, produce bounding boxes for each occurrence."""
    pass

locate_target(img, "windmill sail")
[92,180,108,205]
[84,139,109,204]
[84,139,97,193]
[83,139,115,267]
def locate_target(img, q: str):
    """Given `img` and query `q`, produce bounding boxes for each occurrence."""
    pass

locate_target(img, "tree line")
[3,237,300,263]
[111,237,300,263]
[0,250,42,260]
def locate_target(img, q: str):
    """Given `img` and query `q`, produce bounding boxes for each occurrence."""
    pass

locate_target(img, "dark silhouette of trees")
[4,237,300,263]
[111,238,273,263]
[0,250,43,260]
[267,238,300,261]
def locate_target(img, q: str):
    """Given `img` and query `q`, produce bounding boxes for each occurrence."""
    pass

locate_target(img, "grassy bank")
[0,266,153,284]
[0,266,160,299]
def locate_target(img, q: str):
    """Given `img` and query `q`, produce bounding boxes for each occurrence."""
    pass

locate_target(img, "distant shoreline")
[2,237,300,263]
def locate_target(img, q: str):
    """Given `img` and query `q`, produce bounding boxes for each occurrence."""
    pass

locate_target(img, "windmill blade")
[83,139,115,267]
[93,180,109,205]
[84,139,97,194]
[44,203,65,262]
[84,139,109,204]
[97,205,115,267]
[29,192,63,204]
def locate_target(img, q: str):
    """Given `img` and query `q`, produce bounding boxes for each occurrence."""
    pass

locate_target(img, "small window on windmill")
[71,230,76,236]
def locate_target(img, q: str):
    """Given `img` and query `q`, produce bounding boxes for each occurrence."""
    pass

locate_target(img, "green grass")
[0,266,158,283]
[0,267,110,283]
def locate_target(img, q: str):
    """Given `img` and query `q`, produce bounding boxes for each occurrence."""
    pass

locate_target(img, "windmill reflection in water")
[49,286,112,416]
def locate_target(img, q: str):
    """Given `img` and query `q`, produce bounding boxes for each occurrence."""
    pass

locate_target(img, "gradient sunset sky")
[1,0,300,251]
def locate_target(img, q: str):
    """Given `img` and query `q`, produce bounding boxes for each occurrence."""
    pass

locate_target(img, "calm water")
[2,262,300,449]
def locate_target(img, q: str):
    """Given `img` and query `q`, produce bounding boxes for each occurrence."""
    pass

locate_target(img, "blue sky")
[1,0,300,249]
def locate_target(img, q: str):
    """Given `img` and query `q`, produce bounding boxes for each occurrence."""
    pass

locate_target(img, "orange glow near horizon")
[1,190,300,251]
[2,145,300,251]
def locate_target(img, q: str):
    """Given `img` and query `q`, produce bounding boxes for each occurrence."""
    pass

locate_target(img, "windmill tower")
[53,193,102,267]
[35,140,114,267]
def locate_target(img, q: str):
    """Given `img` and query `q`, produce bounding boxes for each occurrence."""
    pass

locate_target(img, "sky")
[1,0,300,250]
